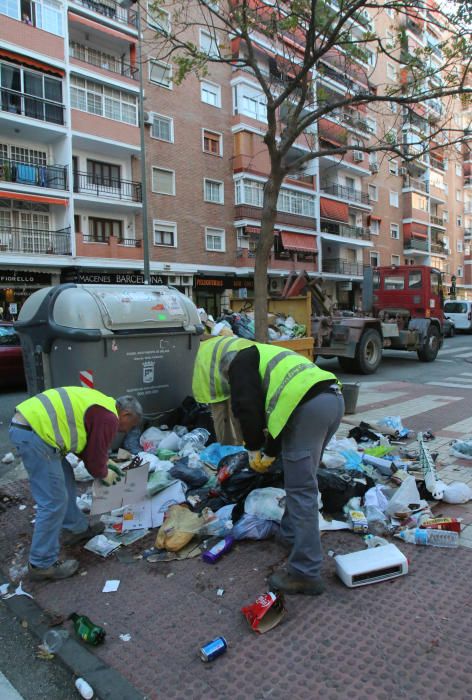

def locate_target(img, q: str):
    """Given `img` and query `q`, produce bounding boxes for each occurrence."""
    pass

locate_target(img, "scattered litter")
[75,677,94,700]
[200,636,228,662]
[442,482,472,504]
[241,592,286,634]
[102,579,120,593]
[2,452,15,464]
[119,633,132,642]
[0,583,10,596]
[217,588,225,596]
[18,504,27,511]
[2,581,34,599]
[42,629,69,654]
[84,534,121,558]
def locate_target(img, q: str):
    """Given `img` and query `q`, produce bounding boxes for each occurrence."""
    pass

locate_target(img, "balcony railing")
[320,219,371,240]
[403,176,429,193]
[69,44,139,81]
[322,259,365,276]
[1,87,65,125]
[464,202,472,214]
[341,111,371,134]
[430,215,445,227]
[73,172,142,202]
[0,227,71,255]
[431,242,446,255]
[72,0,138,26]
[464,176,472,187]
[317,63,367,94]
[404,238,428,252]
[430,156,445,171]
[321,183,370,205]
[0,158,67,189]
[464,228,472,238]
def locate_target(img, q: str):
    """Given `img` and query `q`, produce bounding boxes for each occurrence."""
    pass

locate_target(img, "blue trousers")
[280,391,345,580]
[9,425,87,568]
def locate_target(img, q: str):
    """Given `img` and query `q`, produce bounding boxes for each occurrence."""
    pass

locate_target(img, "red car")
[0,322,26,389]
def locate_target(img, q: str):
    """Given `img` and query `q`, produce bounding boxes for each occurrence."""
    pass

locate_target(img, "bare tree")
[147,0,472,339]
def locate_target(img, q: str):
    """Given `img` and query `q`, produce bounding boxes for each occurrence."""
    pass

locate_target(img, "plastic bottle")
[69,613,106,645]
[395,528,459,548]
[181,428,210,451]
[42,629,69,653]
[366,505,390,536]
[75,678,94,699]
[202,535,234,563]
[364,534,389,548]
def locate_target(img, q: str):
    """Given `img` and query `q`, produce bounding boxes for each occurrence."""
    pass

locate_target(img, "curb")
[1,567,146,700]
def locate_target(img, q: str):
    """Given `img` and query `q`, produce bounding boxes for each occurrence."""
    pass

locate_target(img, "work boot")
[268,569,326,596]
[62,522,105,547]
[28,559,79,581]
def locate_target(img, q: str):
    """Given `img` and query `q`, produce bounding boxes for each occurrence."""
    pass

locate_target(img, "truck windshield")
[408,271,422,288]
[384,275,404,290]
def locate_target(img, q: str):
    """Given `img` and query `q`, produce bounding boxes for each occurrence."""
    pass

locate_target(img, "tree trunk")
[254,175,282,341]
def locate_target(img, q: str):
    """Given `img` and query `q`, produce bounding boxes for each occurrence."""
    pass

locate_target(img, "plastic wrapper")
[147,471,177,497]
[232,513,279,541]
[442,481,472,504]
[244,487,286,523]
[199,443,244,468]
[139,427,169,453]
[385,475,421,517]
[137,452,172,474]
[170,456,209,488]
[122,426,142,455]
[241,592,286,634]
[375,416,410,438]
[83,534,121,557]
[155,504,216,552]
[450,439,472,460]
[317,467,375,514]
[322,452,346,470]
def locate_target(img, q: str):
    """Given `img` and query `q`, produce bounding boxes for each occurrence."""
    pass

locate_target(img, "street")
[1,334,472,699]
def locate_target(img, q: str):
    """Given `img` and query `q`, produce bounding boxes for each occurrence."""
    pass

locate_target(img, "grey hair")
[116,395,143,419]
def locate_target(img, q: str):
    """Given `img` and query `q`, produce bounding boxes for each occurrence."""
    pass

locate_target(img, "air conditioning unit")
[180,275,192,286]
[353,150,364,162]
[270,278,284,292]
[400,167,408,176]
[167,275,181,286]
[143,111,153,125]
[370,163,379,173]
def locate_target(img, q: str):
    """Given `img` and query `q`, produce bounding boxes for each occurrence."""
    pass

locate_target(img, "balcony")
[464,228,472,239]
[1,88,64,125]
[320,219,371,240]
[76,232,143,258]
[72,0,138,27]
[317,64,367,95]
[403,176,429,193]
[431,242,446,255]
[69,43,138,81]
[464,177,472,187]
[73,172,142,202]
[430,156,445,171]
[340,111,372,135]
[0,227,71,255]
[465,202,472,214]
[322,258,364,276]
[0,158,67,190]
[320,183,370,205]
[404,238,428,252]
[430,215,445,227]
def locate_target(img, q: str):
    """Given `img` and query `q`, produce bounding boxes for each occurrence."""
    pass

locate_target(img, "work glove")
[248,450,276,473]
[101,463,124,486]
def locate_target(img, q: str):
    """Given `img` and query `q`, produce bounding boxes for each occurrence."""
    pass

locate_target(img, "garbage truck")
[282,265,445,374]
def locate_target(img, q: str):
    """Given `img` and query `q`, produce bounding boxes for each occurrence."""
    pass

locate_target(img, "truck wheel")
[417,325,440,362]
[352,329,382,374]
[338,356,357,372]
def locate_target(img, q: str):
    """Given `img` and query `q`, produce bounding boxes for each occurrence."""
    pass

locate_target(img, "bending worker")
[9,388,142,582]
[193,336,344,596]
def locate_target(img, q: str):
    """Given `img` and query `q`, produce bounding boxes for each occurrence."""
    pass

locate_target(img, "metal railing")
[1,87,65,125]
[69,44,138,81]
[0,226,71,255]
[404,238,428,252]
[118,237,141,247]
[464,228,472,238]
[430,215,445,227]
[320,219,370,240]
[431,242,446,254]
[72,0,138,26]
[403,176,429,192]
[322,259,365,276]
[317,63,368,94]
[0,157,67,189]
[430,156,445,171]
[341,111,371,134]
[321,183,370,205]
[73,172,142,202]
[464,176,472,187]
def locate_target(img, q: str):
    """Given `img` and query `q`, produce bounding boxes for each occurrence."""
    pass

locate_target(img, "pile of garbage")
[198,307,306,342]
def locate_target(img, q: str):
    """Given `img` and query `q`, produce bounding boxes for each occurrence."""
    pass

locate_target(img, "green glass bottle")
[69,613,106,646]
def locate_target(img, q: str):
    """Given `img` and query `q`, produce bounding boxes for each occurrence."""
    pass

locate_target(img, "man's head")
[116,395,143,433]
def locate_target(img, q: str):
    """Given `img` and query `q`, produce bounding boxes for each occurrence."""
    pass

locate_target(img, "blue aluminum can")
[200,636,227,662]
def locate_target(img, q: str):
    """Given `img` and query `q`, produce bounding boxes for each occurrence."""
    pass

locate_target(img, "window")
[235,177,316,217]
[387,63,397,81]
[204,178,224,204]
[70,76,137,125]
[390,223,400,239]
[201,81,221,108]
[456,163,462,177]
[385,275,404,290]
[366,117,377,134]
[0,0,63,35]
[370,219,380,235]
[457,215,463,227]
[8,145,47,165]
[457,240,463,253]
[456,189,462,201]
[391,254,401,266]
[389,190,399,207]
[386,31,395,49]
[153,220,176,247]
[89,217,122,242]
[457,266,463,277]
[1,61,64,123]
[443,210,449,223]
[386,6,394,17]
[149,60,172,89]
[152,167,175,195]
[409,271,422,288]
[202,129,222,156]
[86,160,120,187]
[412,193,428,211]
[147,3,170,33]
[151,114,173,142]
[205,226,225,251]
[389,160,398,176]
[368,184,378,201]
[370,251,379,267]
[200,29,219,57]
[389,101,397,113]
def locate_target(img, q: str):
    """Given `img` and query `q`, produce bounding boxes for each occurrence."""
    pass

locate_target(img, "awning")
[403,222,428,239]
[245,226,261,235]
[281,232,317,252]
[68,12,137,43]
[0,192,68,206]
[0,48,64,77]
[320,197,349,222]
[369,215,382,222]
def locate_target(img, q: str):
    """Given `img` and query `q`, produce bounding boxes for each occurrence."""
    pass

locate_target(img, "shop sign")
[0,269,52,285]
[195,276,254,290]
[65,271,169,285]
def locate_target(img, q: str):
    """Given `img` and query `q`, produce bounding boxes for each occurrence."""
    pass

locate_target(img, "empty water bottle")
[395,528,459,548]
[366,505,390,536]
[181,428,210,451]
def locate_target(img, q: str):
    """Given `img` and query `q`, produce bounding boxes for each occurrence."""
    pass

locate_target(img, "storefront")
[194,275,254,318]
[0,269,55,320]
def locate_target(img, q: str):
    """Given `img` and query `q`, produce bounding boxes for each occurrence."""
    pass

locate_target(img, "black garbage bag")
[170,457,209,488]
[216,452,283,505]
[317,467,375,514]
[166,396,216,444]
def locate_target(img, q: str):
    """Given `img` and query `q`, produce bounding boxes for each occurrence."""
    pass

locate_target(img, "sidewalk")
[2,379,472,700]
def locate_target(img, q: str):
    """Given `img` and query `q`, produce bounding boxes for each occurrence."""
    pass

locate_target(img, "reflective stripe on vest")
[17,387,118,454]
[255,343,339,438]
[192,336,254,404]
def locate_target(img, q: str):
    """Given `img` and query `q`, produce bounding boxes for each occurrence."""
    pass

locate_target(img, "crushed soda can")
[420,517,462,533]
[241,591,285,634]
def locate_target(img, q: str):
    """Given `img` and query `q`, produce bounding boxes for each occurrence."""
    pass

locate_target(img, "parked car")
[443,316,456,338]
[443,300,472,333]
[0,322,26,389]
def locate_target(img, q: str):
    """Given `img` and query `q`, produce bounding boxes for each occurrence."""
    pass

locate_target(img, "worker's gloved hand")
[248,450,276,473]
[101,463,124,487]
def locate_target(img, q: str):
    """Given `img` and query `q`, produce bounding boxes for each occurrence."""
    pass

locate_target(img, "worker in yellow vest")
[9,387,142,582]
[193,336,345,596]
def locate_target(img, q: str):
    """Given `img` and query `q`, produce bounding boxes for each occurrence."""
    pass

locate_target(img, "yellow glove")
[101,464,124,486]
[248,450,276,473]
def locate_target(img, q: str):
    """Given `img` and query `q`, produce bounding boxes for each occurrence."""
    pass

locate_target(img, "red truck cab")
[372,265,444,323]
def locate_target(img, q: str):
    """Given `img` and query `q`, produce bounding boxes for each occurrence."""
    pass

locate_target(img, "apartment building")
[0,0,469,319]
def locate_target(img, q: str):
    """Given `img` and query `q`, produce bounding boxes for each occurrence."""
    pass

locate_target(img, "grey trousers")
[280,390,345,580]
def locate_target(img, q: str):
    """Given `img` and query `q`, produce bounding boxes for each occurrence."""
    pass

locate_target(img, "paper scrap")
[0,583,10,596]
[102,579,120,593]
[121,481,187,531]
[84,534,121,558]
[119,633,131,642]
[19,505,26,511]
[217,588,225,597]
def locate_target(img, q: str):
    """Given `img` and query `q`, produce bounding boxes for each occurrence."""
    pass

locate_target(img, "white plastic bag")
[385,475,421,517]
[450,439,472,460]
[139,427,169,453]
[232,514,279,540]
[322,451,346,470]
[244,487,286,523]
[442,481,472,504]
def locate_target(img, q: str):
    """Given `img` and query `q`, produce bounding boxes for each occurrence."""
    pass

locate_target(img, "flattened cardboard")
[90,464,149,515]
